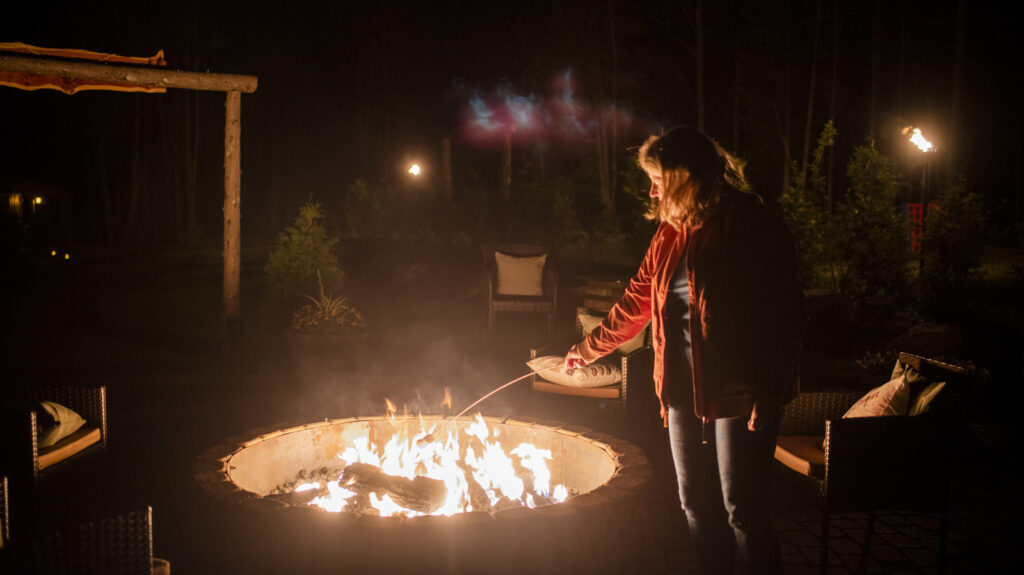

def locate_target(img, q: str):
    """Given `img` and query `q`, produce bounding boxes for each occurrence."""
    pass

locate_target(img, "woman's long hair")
[638,126,748,229]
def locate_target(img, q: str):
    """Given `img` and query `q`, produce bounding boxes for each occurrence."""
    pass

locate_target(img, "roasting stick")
[420,363,562,444]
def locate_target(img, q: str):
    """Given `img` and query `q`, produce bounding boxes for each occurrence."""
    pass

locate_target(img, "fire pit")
[195,414,653,574]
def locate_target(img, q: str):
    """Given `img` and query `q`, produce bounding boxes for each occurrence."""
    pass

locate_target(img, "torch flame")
[904,126,934,153]
[385,398,397,421]
[441,387,452,410]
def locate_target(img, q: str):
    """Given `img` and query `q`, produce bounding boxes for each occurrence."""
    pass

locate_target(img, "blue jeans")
[667,402,782,575]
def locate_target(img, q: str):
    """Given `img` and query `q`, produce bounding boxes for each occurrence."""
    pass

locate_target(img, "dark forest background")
[1,0,1020,256]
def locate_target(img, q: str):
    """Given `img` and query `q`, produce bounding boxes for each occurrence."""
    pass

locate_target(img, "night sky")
[1,1,1020,245]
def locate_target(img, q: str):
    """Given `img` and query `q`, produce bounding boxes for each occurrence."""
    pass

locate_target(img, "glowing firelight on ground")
[294,410,569,517]
[408,163,421,176]
[903,126,934,153]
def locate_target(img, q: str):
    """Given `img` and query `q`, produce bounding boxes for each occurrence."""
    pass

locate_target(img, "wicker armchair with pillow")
[528,306,653,413]
[481,243,559,340]
[774,352,973,575]
[0,384,107,539]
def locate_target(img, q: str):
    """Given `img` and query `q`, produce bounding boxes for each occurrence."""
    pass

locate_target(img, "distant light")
[65,253,70,260]
[34,196,43,205]
[51,250,57,256]
[408,163,422,176]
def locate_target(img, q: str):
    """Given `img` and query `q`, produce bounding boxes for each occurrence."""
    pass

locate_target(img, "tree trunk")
[501,130,512,204]
[869,0,881,141]
[947,0,966,182]
[94,118,114,244]
[183,90,201,246]
[129,96,142,236]
[800,0,823,187]
[695,0,705,131]
[827,0,840,211]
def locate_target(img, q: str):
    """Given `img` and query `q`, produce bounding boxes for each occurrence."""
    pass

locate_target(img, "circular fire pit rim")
[194,414,653,524]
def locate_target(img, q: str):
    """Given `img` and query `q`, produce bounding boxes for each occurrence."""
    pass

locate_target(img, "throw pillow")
[37,401,87,448]
[495,252,546,296]
[577,312,648,355]
[908,381,947,416]
[891,357,947,416]
[527,355,622,388]
[842,374,911,419]
[891,357,927,383]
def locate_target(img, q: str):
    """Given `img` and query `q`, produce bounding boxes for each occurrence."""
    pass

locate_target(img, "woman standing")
[565,126,805,575]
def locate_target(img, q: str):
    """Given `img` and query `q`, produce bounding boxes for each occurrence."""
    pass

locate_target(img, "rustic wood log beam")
[0,54,257,93]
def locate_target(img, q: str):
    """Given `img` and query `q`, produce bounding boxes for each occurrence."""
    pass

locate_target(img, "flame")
[385,398,397,420]
[304,411,569,517]
[441,387,452,410]
[904,126,934,153]
[408,163,421,176]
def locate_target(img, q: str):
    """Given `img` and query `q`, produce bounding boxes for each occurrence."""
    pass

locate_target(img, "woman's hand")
[564,345,589,370]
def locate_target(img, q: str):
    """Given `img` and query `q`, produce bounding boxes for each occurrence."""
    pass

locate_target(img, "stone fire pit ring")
[195,415,653,575]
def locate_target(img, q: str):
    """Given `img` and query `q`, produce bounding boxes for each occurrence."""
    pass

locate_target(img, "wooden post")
[223,91,242,337]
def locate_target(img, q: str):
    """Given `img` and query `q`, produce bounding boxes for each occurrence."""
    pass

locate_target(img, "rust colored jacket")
[577,191,805,423]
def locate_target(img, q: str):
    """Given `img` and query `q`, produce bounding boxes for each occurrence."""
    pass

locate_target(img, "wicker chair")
[2,506,161,575]
[0,384,107,483]
[529,307,654,413]
[0,385,108,539]
[481,243,559,340]
[774,352,972,575]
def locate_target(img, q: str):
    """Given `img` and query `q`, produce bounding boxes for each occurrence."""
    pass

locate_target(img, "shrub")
[919,179,986,317]
[264,198,342,299]
[779,121,836,291]
[832,144,909,323]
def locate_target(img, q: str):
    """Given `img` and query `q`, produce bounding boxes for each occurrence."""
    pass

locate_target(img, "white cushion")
[908,381,946,416]
[494,252,546,296]
[37,401,87,448]
[577,312,647,355]
[843,374,911,418]
[527,355,622,388]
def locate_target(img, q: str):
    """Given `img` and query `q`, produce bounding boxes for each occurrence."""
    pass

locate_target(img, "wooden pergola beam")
[0,54,256,93]
[1,53,257,337]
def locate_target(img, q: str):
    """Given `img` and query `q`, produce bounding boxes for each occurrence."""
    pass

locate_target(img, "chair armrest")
[778,391,859,436]
[824,414,951,513]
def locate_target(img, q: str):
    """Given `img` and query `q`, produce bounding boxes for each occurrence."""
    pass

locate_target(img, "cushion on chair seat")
[37,426,101,470]
[775,435,825,478]
[152,557,171,575]
[531,379,622,399]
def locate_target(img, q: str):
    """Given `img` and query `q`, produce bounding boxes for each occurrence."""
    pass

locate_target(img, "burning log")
[342,463,447,514]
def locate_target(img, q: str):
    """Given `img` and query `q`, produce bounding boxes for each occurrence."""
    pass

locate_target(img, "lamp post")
[904,126,935,202]
[903,126,936,255]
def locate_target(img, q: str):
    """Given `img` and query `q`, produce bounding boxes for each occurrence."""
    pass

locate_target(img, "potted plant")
[289,270,367,344]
